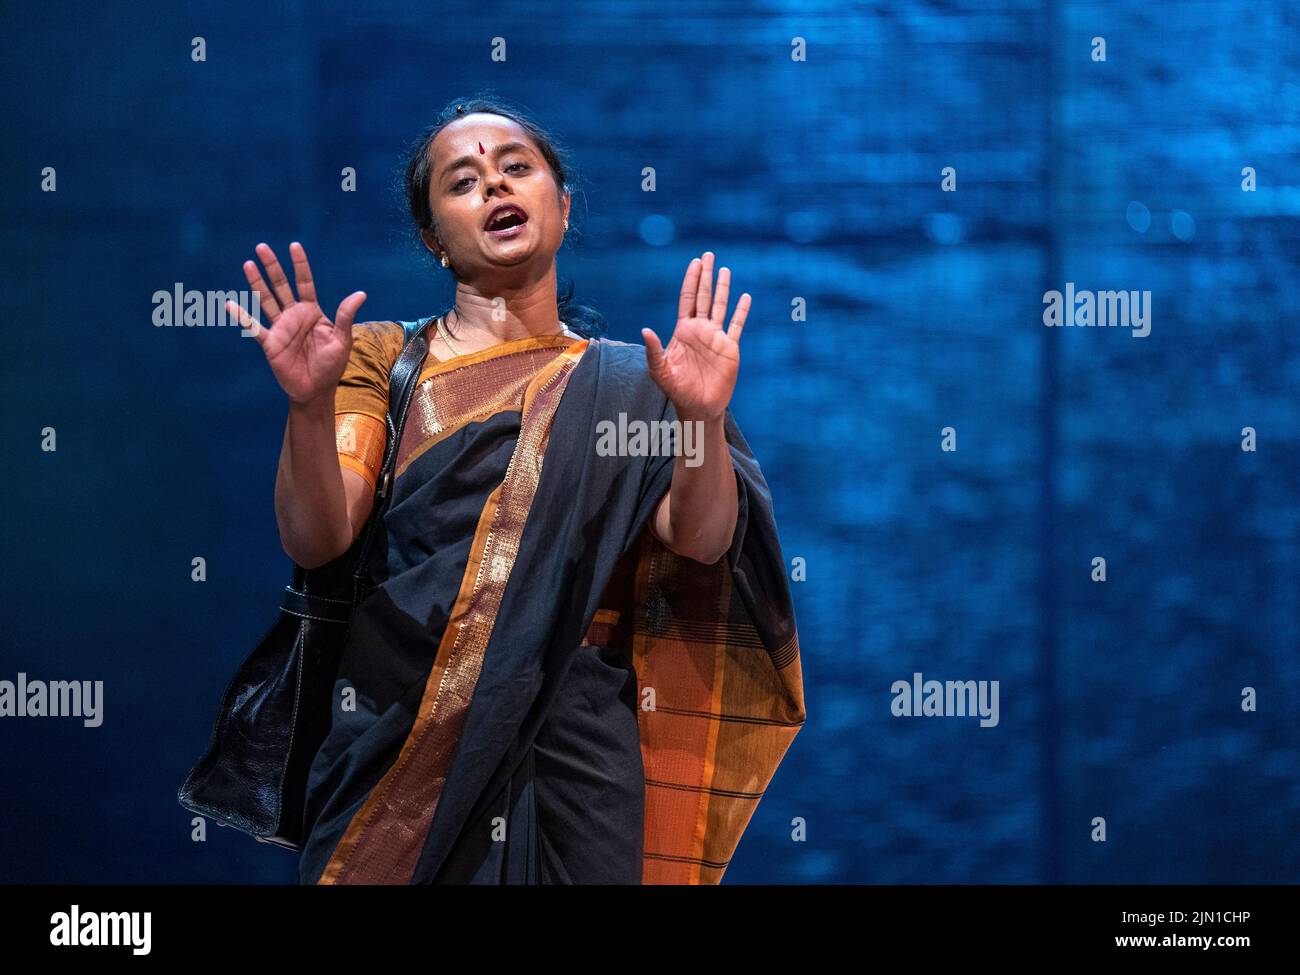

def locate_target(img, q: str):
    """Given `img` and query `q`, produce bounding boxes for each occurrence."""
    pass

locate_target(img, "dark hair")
[400,92,606,339]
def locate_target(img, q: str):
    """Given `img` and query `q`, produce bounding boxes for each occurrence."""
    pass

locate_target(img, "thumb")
[226,300,267,347]
[335,291,367,332]
[641,327,666,377]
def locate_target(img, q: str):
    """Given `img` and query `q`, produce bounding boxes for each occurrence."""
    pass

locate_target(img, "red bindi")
[478,142,485,154]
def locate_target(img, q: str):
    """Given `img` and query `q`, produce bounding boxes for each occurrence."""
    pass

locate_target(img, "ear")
[563,189,571,226]
[419,227,441,258]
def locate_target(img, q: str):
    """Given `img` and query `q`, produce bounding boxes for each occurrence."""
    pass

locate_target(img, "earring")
[563,219,569,231]
[440,255,449,268]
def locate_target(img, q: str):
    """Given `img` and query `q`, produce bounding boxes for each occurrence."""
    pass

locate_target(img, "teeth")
[490,208,524,229]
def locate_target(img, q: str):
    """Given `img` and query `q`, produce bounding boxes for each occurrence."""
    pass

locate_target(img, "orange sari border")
[631,532,806,884]
[334,412,386,491]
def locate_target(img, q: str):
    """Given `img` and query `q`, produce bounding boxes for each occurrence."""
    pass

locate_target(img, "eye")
[451,162,528,192]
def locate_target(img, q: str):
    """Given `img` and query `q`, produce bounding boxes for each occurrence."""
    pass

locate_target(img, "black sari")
[298,327,804,885]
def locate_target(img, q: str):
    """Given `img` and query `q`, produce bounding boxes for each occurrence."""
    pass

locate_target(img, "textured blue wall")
[1,0,1297,883]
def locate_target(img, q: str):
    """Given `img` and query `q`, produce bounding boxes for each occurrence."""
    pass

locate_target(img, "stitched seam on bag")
[281,610,348,624]
[285,587,351,605]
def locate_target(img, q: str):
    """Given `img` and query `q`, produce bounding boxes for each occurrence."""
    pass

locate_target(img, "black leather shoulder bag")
[177,314,435,850]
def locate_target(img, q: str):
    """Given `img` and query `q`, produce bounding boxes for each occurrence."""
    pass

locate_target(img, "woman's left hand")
[642,252,749,421]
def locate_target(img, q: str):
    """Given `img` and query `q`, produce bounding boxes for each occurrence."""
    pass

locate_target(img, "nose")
[485,171,508,197]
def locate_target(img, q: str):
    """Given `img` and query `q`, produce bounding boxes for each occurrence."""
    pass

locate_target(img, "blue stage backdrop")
[1,0,1297,883]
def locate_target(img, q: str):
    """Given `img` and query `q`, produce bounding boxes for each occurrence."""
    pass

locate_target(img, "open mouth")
[485,205,529,235]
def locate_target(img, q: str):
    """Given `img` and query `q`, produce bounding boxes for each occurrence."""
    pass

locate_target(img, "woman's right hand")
[226,241,367,406]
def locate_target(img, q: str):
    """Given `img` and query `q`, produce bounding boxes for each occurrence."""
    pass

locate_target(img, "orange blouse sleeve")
[334,322,404,491]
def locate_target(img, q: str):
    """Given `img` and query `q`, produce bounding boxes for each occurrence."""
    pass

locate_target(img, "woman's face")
[424,113,570,280]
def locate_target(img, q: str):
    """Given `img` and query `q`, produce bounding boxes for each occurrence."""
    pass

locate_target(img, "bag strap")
[350,314,439,596]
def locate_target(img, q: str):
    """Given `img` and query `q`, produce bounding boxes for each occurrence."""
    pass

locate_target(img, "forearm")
[654,413,738,564]
[273,393,353,569]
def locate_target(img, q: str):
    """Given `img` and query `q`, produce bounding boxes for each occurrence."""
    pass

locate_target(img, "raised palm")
[642,252,749,421]
[227,242,367,405]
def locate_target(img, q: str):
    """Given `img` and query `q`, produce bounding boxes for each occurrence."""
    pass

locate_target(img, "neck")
[446,272,564,349]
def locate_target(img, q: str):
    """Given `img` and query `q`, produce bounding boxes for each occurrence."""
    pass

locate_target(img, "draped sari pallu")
[318,336,806,885]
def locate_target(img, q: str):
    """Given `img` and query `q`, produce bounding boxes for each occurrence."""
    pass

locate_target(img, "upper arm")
[334,410,386,546]
[332,321,401,547]
[341,464,376,545]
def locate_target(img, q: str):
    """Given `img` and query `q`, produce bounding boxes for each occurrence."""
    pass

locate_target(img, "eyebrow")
[439,141,532,180]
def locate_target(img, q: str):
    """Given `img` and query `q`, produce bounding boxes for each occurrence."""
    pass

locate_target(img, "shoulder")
[591,336,641,353]
[590,336,654,382]
[590,336,650,375]
[352,319,405,345]
[348,320,406,365]
[586,337,668,415]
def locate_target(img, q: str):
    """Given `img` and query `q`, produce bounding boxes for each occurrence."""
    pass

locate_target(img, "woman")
[227,97,805,884]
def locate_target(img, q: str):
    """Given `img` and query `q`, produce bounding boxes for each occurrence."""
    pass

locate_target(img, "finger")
[290,242,316,304]
[255,242,296,309]
[641,327,666,376]
[694,251,714,320]
[711,266,731,328]
[726,293,751,343]
[335,291,367,332]
[677,258,702,322]
[226,300,267,345]
[242,260,283,324]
